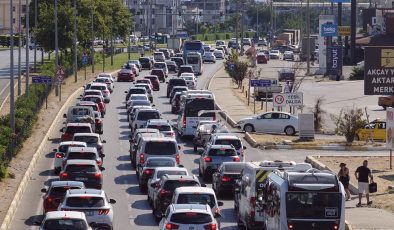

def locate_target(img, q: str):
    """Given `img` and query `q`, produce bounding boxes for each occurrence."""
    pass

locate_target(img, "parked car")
[235,111,299,135]
[356,119,386,141]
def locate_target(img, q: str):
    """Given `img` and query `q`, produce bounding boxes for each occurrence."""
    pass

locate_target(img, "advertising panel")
[326,46,343,76]
[318,15,335,71]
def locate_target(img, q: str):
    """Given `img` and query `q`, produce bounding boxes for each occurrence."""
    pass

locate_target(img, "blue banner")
[321,23,338,37]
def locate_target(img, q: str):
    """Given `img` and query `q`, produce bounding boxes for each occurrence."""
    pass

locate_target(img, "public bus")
[186,52,203,75]
[182,40,204,61]
[176,93,215,138]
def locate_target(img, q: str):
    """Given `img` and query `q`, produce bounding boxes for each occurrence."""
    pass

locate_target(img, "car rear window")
[89,85,106,91]
[224,164,244,173]
[82,97,101,104]
[73,136,98,144]
[208,148,237,156]
[145,141,176,155]
[177,194,216,208]
[130,95,148,101]
[65,126,91,134]
[147,125,171,131]
[146,159,175,167]
[137,111,160,120]
[139,58,150,63]
[180,67,193,72]
[157,170,187,178]
[154,63,166,68]
[71,108,90,116]
[170,79,186,86]
[67,152,96,160]
[151,70,164,75]
[129,88,146,94]
[170,212,212,224]
[84,91,101,96]
[65,197,105,207]
[65,165,97,173]
[163,180,199,191]
[215,139,241,150]
[43,219,88,230]
[145,76,158,81]
[49,186,82,196]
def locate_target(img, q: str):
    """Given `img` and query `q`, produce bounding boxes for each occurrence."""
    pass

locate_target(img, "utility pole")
[73,0,78,82]
[240,2,244,55]
[306,0,311,75]
[350,0,356,65]
[10,0,15,133]
[270,0,273,46]
[149,0,152,50]
[17,0,21,96]
[55,0,60,101]
[91,0,95,73]
[110,0,114,66]
[25,0,29,96]
[34,0,37,71]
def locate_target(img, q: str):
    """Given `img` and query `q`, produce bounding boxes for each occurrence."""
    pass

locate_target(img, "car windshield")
[84,91,101,96]
[78,104,97,111]
[130,95,148,101]
[157,170,187,178]
[66,197,105,208]
[180,67,193,72]
[184,99,215,117]
[67,152,96,160]
[145,141,176,155]
[208,148,237,156]
[170,212,212,224]
[43,219,88,230]
[215,139,241,149]
[132,101,150,107]
[146,159,175,167]
[73,136,98,144]
[163,180,199,191]
[65,126,91,134]
[137,111,160,120]
[49,186,81,196]
[139,58,149,63]
[177,194,216,208]
[224,164,244,173]
[187,57,199,64]
[286,192,342,219]
[65,165,96,173]
[147,125,171,131]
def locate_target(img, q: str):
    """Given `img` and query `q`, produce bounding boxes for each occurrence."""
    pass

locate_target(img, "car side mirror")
[178,145,181,150]
[99,166,106,171]
[41,188,47,193]
[124,91,128,93]
[33,221,42,226]
[53,148,57,152]
[102,140,107,143]
[214,213,222,218]
[178,164,184,168]
[59,128,64,132]
[63,114,67,118]
[243,146,247,150]
[109,199,116,204]
[218,201,224,207]
[201,184,207,187]
[100,153,106,158]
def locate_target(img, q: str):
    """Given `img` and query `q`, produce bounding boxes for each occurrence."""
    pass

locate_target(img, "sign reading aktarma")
[364,46,394,95]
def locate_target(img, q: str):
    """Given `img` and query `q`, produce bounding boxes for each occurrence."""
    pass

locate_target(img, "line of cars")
[36,73,119,229]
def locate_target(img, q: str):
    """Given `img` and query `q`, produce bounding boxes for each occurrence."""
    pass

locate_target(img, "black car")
[59,159,105,189]
[166,78,187,98]
[169,86,188,103]
[152,175,201,221]
[170,57,184,68]
[139,57,152,70]
[212,162,245,198]
[177,65,194,77]
[166,61,178,73]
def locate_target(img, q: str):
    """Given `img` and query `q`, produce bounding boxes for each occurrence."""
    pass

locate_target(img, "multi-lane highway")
[8,60,385,229]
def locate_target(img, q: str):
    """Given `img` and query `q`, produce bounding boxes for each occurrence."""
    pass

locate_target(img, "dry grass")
[318,156,394,213]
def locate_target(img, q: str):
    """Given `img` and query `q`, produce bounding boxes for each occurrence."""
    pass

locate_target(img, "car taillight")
[288,222,294,229]
[96,160,102,166]
[333,220,340,230]
[55,153,63,158]
[45,196,53,204]
[182,116,186,127]
[204,223,216,230]
[60,172,68,179]
[165,223,179,230]
[143,169,153,175]
[250,197,256,215]
[94,172,102,179]
[204,157,212,162]
[98,209,110,215]
[233,157,240,162]
[176,154,180,164]
[139,153,145,164]
[221,176,231,182]
[159,189,171,197]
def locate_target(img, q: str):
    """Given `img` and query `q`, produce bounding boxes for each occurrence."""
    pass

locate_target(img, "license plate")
[84,211,94,216]
[76,177,88,181]
[189,227,195,230]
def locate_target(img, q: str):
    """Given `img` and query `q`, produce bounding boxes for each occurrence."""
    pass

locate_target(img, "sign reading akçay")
[364,46,394,95]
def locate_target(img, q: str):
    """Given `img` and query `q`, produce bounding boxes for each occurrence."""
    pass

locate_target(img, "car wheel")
[285,126,296,136]
[193,145,197,152]
[243,124,254,133]
[383,106,387,110]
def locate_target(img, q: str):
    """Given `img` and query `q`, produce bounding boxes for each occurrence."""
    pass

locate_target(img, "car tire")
[383,106,387,110]
[193,145,198,152]
[244,124,254,133]
[285,126,296,136]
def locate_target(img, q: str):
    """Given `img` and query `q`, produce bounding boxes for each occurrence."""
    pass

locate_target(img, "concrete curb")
[267,144,386,151]
[0,87,83,230]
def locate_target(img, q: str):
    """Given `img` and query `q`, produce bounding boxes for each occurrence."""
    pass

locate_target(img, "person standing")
[284,81,291,93]
[338,163,351,200]
[354,160,373,207]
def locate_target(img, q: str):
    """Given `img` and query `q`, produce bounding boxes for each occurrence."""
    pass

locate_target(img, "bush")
[334,107,367,143]
[225,34,230,39]
[349,67,364,80]
[312,97,325,131]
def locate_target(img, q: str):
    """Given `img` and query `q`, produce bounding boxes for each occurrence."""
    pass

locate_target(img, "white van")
[135,137,181,167]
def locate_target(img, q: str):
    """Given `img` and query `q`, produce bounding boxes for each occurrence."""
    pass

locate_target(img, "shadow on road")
[116,163,131,171]
[117,155,130,162]
[131,199,150,210]
[134,213,158,226]
[24,214,43,226]
[114,174,135,185]
[126,185,141,195]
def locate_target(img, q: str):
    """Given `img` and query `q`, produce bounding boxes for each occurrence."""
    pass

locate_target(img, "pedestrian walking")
[338,163,351,200]
[354,160,374,207]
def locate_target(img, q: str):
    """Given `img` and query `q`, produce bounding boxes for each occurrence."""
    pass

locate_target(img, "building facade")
[0,0,27,35]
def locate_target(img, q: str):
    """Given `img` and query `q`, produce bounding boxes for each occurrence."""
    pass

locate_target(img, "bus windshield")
[187,56,200,64]
[184,42,203,51]
[286,192,342,219]
[184,98,215,117]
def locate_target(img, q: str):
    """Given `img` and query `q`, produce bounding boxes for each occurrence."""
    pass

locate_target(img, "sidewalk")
[208,66,394,230]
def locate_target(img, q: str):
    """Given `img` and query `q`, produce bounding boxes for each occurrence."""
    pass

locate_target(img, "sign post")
[82,53,89,80]
[386,108,394,169]
[32,75,52,109]
[273,93,304,108]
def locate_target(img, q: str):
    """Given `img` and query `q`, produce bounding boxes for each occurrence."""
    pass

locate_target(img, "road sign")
[250,79,271,87]
[338,26,351,36]
[32,76,52,84]
[273,93,303,107]
[364,46,394,95]
[82,55,89,65]
[321,23,338,37]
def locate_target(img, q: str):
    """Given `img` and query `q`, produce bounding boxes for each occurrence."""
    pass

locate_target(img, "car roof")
[171,204,210,213]
[155,167,187,173]
[68,147,98,153]
[128,86,147,90]
[66,123,92,127]
[142,136,176,142]
[135,128,160,133]
[144,75,158,78]
[147,157,176,162]
[65,159,97,165]
[73,133,99,137]
[67,188,103,196]
[77,101,97,106]
[136,108,159,113]
[45,211,85,220]
[209,144,235,149]
[146,119,170,125]
[163,175,197,181]
[50,180,85,187]
[59,141,87,146]
[212,133,240,140]
[90,82,107,86]
[174,186,215,195]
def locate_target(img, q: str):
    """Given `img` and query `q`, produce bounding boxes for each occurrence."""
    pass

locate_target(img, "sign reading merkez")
[327,46,343,76]
[321,23,338,37]
[364,47,394,95]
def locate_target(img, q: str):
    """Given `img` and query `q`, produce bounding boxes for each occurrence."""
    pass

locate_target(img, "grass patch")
[0,47,9,51]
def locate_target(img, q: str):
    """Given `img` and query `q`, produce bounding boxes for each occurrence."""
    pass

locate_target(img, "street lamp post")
[73,0,78,82]
[17,0,21,96]
[55,0,60,101]
[91,0,95,73]
[306,0,311,75]
[10,0,15,133]
[34,0,37,71]
[25,0,29,96]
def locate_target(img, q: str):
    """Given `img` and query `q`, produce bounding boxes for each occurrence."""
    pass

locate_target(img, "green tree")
[224,50,249,88]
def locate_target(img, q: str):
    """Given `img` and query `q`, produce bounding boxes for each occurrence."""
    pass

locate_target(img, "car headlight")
[237,121,245,125]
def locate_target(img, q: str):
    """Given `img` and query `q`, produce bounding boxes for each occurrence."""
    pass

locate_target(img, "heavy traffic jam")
[35,40,346,230]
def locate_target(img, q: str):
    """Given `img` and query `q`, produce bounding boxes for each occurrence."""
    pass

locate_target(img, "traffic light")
[179,11,181,16]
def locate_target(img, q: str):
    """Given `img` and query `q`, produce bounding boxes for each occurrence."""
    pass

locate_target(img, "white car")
[36,211,94,230]
[58,189,116,229]
[147,167,188,206]
[53,141,87,174]
[130,108,161,132]
[180,75,197,89]
[86,82,111,103]
[159,204,219,230]
[134,83,153,102]
[269,50,281,59]
[283,51,294,61]
[213,50,224,59]
[235,111,299,135]
[203,52,216,63]
[95,77,114,93]
[96,73,115,82]
[145,119,175,138]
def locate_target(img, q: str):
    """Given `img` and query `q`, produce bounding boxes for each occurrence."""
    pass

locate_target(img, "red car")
[118,69,135,82]
[81,95,106,117]
[144,75,160,91]
[150,69,166,83]
[60,123,93,142]
[257,53,268,64]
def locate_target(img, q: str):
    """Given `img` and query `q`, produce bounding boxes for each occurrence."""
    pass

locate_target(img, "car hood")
[237,117,256,123]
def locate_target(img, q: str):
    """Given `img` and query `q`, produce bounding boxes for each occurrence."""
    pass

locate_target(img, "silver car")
[198,145,240,181]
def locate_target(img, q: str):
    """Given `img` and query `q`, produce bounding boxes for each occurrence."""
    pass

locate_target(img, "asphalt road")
[8,60,386,230]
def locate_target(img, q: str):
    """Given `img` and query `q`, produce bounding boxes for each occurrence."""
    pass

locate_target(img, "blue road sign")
[321,23,338,37]
[32,76,52,84]
[250,79,271,87]
[82,55,89,65]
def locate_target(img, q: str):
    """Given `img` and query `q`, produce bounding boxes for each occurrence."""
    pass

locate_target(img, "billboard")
[326,46,343,76]
[318,15,335,72]
[364,46,394,95]
[321,23,338,37]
